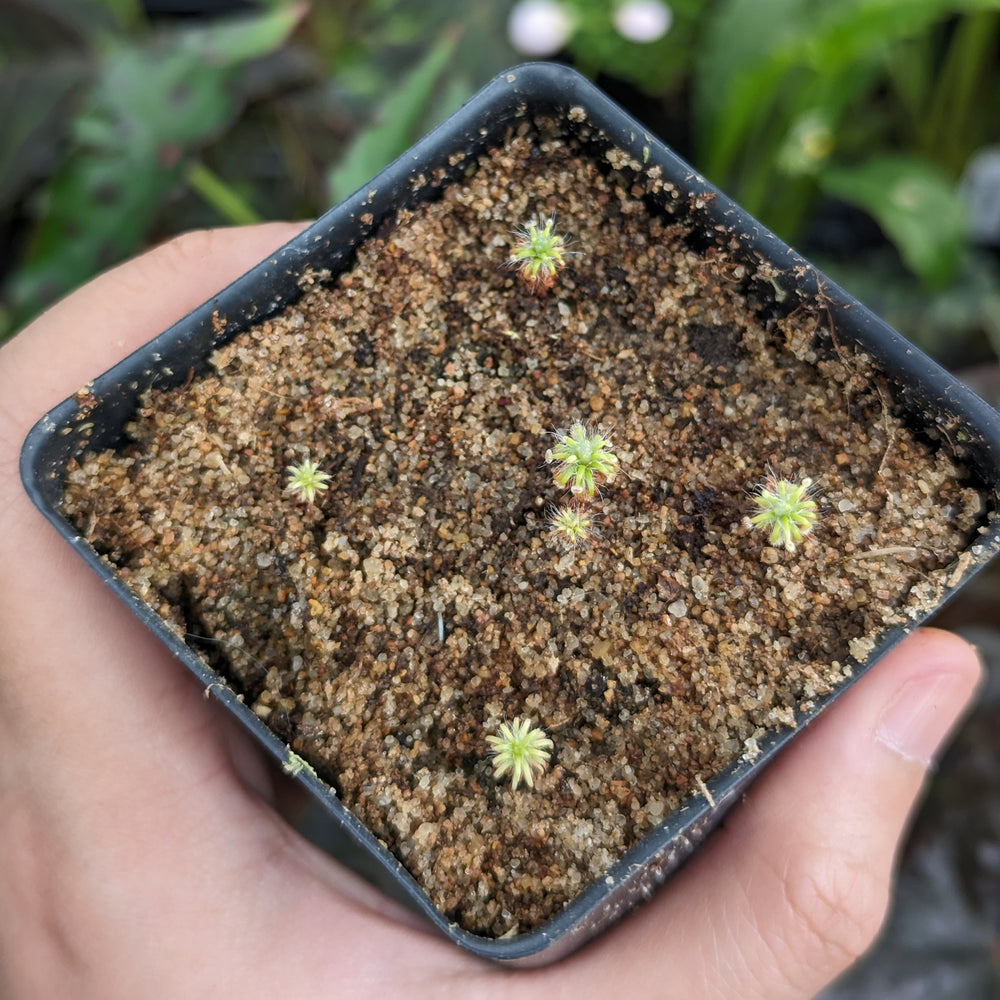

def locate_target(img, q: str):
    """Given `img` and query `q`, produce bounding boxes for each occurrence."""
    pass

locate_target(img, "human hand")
[0,224,982,999]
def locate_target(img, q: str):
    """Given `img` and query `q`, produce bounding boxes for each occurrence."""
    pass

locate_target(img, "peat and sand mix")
[63,120,992,937]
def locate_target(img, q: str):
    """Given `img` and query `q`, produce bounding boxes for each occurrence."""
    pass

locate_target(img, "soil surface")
[63,120,993,937]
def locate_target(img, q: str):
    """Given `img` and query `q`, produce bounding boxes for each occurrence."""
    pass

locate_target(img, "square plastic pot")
[20,62,1000,966]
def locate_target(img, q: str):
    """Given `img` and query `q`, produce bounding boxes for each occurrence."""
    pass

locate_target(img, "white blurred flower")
[613,0,673,42]
[508,0,575,56]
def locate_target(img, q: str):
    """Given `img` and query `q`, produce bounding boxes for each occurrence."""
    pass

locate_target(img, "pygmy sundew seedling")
[486,717,554,790]
[285,457,331,504]
[508,214,569,294]
[548,422,619,498]
[748,474,819,552]
[548,503,595,546]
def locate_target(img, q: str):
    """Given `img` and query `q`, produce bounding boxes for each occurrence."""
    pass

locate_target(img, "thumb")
[560,628,982,1000]
[722,627,982,998]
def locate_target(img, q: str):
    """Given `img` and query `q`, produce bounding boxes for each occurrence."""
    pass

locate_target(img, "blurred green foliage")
[0,0,514,339]
[2,0,1000,364]
[692,0,1000,289]
[6,3,304,327]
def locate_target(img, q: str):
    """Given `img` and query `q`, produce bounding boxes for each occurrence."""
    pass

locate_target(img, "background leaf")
[5,3,302,329]
[0,59,89,214]
[819,154,968,287]
[695,0,1000,203]
[326,27,466,202]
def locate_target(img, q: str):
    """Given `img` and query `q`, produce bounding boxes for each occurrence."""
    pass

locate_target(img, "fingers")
[551,628,981,1000]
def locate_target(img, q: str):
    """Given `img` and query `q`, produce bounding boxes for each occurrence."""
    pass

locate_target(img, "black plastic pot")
[19,62,1000,966]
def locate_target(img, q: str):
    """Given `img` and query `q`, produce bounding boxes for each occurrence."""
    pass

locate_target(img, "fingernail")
[875,673,969,768]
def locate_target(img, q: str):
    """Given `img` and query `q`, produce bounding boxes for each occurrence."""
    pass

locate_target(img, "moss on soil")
[63,121,992,938]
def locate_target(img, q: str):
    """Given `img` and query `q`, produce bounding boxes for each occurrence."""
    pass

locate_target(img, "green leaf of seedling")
[326,27,465,203]
[819,154,968,289]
